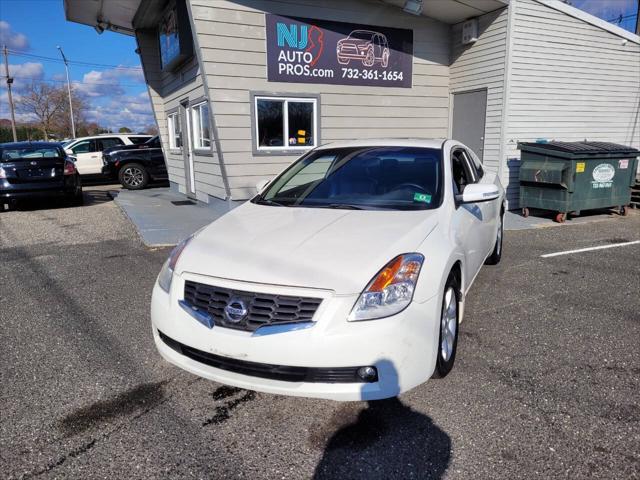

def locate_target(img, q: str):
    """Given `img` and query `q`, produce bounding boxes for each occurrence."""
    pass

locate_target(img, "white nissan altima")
[151,139,505,401]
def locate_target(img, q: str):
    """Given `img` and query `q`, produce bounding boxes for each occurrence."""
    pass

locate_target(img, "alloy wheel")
[122,167,144,187]
[440,286,457,362]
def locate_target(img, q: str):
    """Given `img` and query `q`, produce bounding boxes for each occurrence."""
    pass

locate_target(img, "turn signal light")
[348,253,424,321]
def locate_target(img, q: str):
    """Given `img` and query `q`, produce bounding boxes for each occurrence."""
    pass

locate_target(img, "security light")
[403,0,423,15]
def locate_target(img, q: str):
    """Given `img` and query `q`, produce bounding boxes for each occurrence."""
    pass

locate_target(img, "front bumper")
[151,272,440,401]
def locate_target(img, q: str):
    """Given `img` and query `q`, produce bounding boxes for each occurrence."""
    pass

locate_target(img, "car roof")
[0,141,62,149]
[67,134,151,142]
[316,138,447,150]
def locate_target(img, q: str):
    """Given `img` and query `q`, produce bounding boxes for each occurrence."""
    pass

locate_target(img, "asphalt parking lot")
[1,187,638,480]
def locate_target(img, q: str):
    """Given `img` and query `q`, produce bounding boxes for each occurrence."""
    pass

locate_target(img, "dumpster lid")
[518,141,640,157]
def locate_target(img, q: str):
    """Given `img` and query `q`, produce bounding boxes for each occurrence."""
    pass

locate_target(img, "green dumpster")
[518,141,639,222]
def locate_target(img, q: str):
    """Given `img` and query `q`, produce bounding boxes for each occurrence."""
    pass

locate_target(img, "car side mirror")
[456,183,500,204]
[256,179,271,194]
[64,148,73,155]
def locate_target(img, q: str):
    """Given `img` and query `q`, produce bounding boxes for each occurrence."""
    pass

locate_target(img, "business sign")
[265,14,413,88]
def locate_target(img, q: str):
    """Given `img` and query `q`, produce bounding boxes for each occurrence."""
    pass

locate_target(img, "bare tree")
[143,124,159,135]
[16,82,67,140]
[55,89,88,139]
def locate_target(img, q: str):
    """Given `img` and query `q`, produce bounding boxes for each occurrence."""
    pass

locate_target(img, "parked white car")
[151,139,505,401]
[62,134,151,175]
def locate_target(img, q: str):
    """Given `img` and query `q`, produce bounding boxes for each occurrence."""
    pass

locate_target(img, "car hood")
[339,39,370,47]
[177,201,439,294]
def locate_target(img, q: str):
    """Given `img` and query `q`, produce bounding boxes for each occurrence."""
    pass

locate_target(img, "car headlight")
[157,234,195,293]
[348,253,424,321]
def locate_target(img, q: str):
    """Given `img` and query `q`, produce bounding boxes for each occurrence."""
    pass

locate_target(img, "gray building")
[64,0,640,211]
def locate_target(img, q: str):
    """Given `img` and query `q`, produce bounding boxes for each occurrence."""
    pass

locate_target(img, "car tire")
[432,272,460,379]
[485,211,504,265]
[362,47,375,67]
[381,49,389,67]
[119,163,149,190]
[72,188,84,206]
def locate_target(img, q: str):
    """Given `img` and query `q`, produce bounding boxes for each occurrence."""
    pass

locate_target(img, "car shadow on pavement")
[313,360,451,480]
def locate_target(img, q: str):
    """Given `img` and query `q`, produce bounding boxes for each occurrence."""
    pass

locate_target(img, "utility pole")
[57,46,76,139]
[3,45,18,142]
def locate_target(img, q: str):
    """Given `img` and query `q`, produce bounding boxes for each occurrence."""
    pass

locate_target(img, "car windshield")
[0,146,63,161]
[255,146,443,211]
[348,30,375,40]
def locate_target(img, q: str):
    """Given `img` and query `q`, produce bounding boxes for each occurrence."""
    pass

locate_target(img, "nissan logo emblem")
[224,298,248,323]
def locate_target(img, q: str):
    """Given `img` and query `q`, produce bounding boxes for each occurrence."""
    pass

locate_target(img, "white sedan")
[151,139,505,401]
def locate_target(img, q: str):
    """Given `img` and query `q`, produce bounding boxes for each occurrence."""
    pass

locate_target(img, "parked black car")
[0,142,83,208]
[101,136,168,189]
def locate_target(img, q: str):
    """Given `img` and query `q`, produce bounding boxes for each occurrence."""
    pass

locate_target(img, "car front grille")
[158,330,377,383]
[183,280,323,332]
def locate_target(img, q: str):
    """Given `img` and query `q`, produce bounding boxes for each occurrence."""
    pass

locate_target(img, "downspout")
[498,0,516,199]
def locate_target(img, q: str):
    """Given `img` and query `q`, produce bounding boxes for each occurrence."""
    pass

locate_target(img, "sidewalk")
[112,187,225,247]
[111,187,631,246]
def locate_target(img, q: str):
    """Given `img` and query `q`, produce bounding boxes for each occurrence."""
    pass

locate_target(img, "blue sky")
[0,0,153,131]
[0,0,638,132]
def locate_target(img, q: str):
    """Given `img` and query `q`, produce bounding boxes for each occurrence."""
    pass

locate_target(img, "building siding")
[190,0,452,200]
[135,24,224,202]
[504,0,640,206]
[449,7,509,182]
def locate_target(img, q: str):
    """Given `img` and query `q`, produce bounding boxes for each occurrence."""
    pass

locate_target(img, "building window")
[168,112,182,149]
[254,96,317,151]
[191,102,211,150]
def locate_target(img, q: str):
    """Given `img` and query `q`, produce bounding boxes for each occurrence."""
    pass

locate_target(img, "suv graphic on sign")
[337,30,390,67]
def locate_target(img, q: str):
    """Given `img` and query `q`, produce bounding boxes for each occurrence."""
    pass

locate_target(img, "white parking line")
[541,240,640,258]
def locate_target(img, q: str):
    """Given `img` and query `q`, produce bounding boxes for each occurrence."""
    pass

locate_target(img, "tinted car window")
[97,137,125,150]
[1,146,63,160]
[451,150,474,193]
[465,149,484,179]
[71,140,95,154]
[147,137,161,148]
[128,136,150,145]
[258,147,443,210]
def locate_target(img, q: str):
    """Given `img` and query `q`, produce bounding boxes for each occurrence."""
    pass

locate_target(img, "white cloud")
[0,62,44,82]
[84,93,155,132]
[0,21,30,52]
[73,66,144,98]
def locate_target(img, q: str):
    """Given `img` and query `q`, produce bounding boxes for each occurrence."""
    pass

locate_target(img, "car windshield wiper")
[255,198,291,207]
[308,203,364,210]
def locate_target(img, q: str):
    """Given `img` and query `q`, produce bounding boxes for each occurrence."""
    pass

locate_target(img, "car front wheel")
[119,163,149,190]
[432,273,460,379]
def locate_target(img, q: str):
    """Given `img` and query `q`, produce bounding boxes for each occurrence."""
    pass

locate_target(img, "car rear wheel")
[119,163,149,190]
[485,211,504,265]
[432,273,460,379]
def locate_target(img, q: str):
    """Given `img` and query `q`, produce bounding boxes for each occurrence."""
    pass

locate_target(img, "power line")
[6,50,142,71]
[0,74,145,88]
[606,12,638,23]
